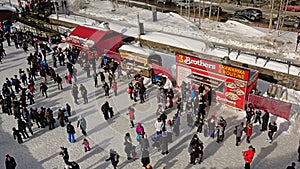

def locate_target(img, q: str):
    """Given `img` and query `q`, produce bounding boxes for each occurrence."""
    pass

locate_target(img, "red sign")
[248,94,292,120]
[215,79,247,110]
[176,64,247,110]
[176,53,250,81]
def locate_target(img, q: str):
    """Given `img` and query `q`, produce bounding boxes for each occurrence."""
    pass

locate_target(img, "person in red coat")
[243,145,255,169]
[127,106,135,128]
[112,81,118,96]
[245,123,253,144]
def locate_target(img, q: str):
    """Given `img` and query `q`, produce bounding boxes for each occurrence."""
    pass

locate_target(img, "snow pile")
[75,0,300,60]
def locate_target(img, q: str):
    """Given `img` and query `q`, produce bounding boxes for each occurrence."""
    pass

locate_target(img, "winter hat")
[167,120,171,125]
[146,164,152,169]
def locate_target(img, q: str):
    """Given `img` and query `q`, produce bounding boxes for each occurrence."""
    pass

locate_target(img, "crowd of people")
[0,19,299,169]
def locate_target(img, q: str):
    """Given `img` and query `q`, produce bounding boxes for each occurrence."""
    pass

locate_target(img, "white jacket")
[155,120,164,132]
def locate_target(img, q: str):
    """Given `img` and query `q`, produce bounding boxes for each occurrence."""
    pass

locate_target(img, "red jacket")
[243,149,255,163]
[128,110,135,121]
[246,125,253,137]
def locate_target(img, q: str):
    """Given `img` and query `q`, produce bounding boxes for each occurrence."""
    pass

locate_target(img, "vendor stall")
[63,25,122,60]
[176,53,259,110]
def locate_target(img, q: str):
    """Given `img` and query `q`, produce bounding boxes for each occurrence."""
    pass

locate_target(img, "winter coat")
[236,124,244,137]
[77,118,87,131]
[243,149,255,163]
[246,124,253,137]
[141,150,150,167]
[268,123,277,133]
[136,123,144,135]
[57,109,65,122]
[106,151,119,166]
[5,157,17,169]
[154,120,164,132]
[66,123,75,134]
[45,110,55,123]
[128,109,135,121]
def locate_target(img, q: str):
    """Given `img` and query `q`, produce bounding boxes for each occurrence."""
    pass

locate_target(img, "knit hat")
[146,164,152,169]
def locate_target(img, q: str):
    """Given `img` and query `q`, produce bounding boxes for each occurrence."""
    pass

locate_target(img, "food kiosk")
[176,53,259,110]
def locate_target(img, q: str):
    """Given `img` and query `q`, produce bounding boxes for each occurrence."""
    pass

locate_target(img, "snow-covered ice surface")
[1,0,300,168]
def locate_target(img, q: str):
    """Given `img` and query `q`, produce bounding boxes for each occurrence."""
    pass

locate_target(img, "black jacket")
[5,157,17,169]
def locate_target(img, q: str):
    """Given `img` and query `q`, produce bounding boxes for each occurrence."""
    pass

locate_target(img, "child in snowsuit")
[82,139,91,152]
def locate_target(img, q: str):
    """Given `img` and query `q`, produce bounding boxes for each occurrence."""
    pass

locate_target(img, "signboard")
[176,53,250,81]
[248,94,292,120]
[216,79,247,110]
[176,64,247,109]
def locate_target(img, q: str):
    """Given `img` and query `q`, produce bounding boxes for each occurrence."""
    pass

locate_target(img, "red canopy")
[64,26,122,55]
[69,26,106,44]
[152,63,173,80]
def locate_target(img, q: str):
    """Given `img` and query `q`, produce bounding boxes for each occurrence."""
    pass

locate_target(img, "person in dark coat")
[79,84,88,104]
[70,161,80,169]
[172,113,180,137]
[40,82,48,98]
[141,149,150,168]
[235,122,244,146]
[57,109,65,127]
[286,162,296,169]
[261,110,269,131]
[298,140,300,162]
[45,108,55,130]
[103,82,110,97]
[60,147,70,165]
[93,74,98,87]
[267,121,277,143]
[105,149,119,169]
[5,154,17,169]
[12,127,23,144]
[17,118,29,139]
[101,101,110,120]
[56,74,63,90]
[72,84,79,104]
[66,103,71,117]
[188,134,203,165]
[66,122,76,143]
[254,109,262,124]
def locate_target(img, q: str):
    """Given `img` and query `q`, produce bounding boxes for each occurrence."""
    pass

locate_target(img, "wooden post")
[193,2,195,19]
[208,0,212,22]
[279,0,288,36]
[268,0,274,32]
[188,0,190,19]
[202,0,205,17]
[217,0,221,21]
[198,0,201,27]
[276,0,284,30]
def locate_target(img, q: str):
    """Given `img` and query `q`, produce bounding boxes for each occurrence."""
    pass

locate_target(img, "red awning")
[69,26,106,44]
[152,63,173,80]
